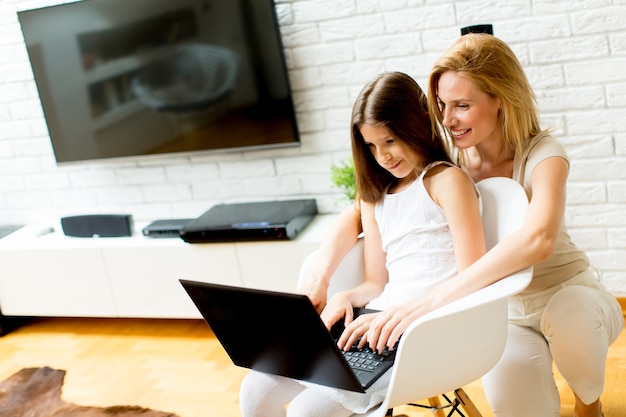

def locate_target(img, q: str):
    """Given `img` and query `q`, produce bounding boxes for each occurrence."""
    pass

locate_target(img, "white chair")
[297,177,533,416]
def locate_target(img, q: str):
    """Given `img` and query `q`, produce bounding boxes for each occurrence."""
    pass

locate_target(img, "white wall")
[1,0,626,294]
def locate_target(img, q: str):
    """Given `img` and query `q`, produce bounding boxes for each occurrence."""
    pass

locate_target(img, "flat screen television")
[18,0,300,163]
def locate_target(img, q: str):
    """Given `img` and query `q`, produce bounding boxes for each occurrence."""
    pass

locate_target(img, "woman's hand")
[365,302,422,353]
[337,312,381,351]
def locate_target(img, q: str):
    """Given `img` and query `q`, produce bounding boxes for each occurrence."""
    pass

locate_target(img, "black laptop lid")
[179,279,365,392]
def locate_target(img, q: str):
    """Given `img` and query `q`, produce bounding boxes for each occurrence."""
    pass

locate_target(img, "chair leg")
[454,388,483,417]
[427,396,447,417]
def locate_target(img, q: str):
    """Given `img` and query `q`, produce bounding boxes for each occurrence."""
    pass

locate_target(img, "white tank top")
[367,162,464,310]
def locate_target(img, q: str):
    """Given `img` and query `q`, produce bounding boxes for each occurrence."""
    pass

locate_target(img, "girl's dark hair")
[351,72,452,203]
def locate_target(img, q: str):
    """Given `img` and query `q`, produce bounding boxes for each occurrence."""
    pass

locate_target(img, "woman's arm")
[298,201,362,312]
[367,157,569,352]
[442,155,567,297]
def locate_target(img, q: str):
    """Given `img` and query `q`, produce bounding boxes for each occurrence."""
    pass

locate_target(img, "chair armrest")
[297,238,365,296]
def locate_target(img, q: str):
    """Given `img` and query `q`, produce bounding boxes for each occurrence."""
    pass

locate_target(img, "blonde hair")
[428,33,545,161]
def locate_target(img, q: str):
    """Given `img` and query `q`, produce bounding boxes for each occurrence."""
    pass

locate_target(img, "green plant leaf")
[330,159,356,201]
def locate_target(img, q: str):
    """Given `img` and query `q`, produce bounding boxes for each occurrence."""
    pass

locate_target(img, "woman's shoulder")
[514,133,569,185]
[523,134,569,169]
[525,133,567,159]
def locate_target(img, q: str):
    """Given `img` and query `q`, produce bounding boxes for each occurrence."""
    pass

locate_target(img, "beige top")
[512,134,589,294]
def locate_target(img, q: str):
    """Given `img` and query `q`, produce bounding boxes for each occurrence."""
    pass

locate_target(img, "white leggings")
[482,269,624,417]
[239,371,354,417]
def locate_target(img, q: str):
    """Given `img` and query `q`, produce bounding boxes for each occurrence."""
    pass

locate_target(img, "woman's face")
[436,71,502,150]
[360,123,420,184]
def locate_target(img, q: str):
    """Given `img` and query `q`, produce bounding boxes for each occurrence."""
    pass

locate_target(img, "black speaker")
[461,24,494,36]
[61,214,133,237]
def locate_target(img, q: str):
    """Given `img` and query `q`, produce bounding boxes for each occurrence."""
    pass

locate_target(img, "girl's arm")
[298,201,362,312]
[320,200,388,337]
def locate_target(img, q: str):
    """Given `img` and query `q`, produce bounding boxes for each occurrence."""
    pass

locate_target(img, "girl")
[240,71,485,417]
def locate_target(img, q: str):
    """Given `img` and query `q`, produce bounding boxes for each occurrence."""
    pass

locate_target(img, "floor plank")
[0,317,623,417]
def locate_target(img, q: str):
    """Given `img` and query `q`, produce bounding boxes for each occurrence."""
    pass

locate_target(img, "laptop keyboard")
[342,346,392,373]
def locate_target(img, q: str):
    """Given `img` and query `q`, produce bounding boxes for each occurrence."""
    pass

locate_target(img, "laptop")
[179,279,396,392]
[179,199,317,243]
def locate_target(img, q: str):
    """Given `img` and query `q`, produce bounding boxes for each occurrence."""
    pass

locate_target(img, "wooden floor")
[0,317,623,417]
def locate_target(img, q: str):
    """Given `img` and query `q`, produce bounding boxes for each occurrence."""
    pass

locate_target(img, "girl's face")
[436,71,502,150]
[360,123,420,185]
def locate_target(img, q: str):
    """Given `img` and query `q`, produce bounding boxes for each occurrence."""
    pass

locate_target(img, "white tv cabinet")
[0,216,334,319]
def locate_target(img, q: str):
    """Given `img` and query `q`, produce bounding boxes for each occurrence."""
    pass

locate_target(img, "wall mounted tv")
[18,0,300,163]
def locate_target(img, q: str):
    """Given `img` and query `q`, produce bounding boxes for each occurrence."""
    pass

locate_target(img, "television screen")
[18,0,300,163]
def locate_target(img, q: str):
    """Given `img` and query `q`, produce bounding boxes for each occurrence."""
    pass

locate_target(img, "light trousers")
[239,371,354,417]
[482,268,624,417]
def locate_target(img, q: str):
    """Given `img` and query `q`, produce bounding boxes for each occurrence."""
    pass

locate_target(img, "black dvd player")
[142,218,194,238]
[179,199,317,243]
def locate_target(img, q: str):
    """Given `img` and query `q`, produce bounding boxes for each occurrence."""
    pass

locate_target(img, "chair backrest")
[479,176,528,248]
[470,177,533,300]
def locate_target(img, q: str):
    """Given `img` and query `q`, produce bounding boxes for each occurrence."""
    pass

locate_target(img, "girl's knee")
[240,371,303,417]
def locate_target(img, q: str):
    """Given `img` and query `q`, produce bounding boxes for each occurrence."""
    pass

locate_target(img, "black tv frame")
[18,0,300,163]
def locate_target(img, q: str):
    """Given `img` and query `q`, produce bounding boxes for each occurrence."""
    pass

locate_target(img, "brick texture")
[1,0,625,293]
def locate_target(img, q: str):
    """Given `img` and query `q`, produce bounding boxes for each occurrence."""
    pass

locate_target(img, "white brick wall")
[1,0,626,294]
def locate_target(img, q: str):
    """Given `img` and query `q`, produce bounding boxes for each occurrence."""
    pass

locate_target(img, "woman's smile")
[451,128,471,138]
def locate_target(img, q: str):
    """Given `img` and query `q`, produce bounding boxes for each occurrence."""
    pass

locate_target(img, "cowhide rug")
[0,367,179,416]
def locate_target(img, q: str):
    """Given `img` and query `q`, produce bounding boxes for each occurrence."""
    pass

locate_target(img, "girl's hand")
[337,312,381,351]
[320,293,354,330]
